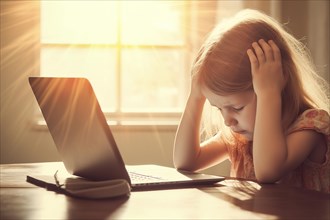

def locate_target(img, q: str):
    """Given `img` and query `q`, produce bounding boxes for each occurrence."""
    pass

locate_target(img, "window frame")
[37,1,197,130]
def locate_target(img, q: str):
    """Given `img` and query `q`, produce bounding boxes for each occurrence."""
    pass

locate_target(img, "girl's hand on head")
[247,39,285,97]
[190,73,206,101]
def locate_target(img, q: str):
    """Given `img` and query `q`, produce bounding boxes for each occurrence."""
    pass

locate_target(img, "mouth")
[233,130,247,135]
[232,130,253,140]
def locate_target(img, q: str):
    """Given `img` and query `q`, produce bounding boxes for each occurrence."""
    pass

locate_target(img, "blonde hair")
[192,9,329,142]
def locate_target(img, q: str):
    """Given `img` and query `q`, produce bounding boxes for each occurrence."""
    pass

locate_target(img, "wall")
[1,1,329,178]
[281,0,329,82]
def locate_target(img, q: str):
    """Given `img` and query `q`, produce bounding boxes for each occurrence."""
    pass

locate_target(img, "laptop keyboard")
[129,172,163,182]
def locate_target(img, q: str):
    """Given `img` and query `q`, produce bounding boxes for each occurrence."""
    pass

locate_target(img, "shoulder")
[286,109,329,164]
[288,109,329,135]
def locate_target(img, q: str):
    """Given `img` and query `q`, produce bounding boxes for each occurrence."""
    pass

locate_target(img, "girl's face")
[202,87,257,141]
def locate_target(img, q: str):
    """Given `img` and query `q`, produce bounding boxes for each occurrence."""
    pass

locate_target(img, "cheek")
[241,112,255,129]
[245,104,257,129]
[249,112,256,130]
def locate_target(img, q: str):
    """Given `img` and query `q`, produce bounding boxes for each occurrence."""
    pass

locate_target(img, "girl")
[173,9,329,193]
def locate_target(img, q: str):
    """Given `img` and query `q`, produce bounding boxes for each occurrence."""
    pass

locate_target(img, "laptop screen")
[29,77,131,182]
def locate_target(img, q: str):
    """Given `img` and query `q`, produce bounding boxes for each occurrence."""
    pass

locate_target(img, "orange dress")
[227,109,330,193]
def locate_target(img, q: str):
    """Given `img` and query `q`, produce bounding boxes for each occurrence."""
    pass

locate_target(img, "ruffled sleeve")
[285,109,330,193]
[287,109,329,135]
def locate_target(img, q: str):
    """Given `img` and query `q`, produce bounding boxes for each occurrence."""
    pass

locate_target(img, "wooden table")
[1,162,329,219]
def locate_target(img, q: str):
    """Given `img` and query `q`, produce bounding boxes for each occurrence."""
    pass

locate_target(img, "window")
[40,1,190,125]
[40,1,243,127]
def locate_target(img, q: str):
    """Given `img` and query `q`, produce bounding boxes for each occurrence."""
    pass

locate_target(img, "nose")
[223,114,237,127]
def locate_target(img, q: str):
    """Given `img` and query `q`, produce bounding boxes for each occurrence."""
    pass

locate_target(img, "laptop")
[28,77,224,190]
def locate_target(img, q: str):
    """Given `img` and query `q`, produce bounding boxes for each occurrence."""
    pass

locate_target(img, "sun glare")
[41,1,185,45]
[120,1,184,45]
[41,1,118,44]
[40,0,188,112]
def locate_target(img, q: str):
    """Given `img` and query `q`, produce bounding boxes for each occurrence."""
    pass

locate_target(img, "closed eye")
[232,106,244,111]
[216,107,243,112]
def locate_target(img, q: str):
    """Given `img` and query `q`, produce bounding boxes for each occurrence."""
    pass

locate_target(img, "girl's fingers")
[247,39,281,75]
[258,39,274,61]
[252,42,265,63]
[268,40,281,61]
[247,48,258,74]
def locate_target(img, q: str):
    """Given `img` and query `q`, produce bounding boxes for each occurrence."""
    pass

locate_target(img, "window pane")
[40,47,117,111]
[121,48,186,112]
[41,1,118,44]
[40,1,189,115]
[121,1,185,45]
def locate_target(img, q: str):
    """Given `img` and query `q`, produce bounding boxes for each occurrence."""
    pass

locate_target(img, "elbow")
[173,161,200,173]
[173,154,200,173]
[254,169,282,184]
[254,159,286,184]
[255,175,279,184]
